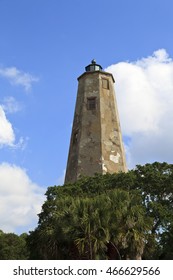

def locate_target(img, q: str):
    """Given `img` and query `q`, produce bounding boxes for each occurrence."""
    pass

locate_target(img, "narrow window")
[102,78,109,89]
[87,97,96,110]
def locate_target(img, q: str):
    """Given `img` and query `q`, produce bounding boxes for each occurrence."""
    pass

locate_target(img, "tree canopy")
[27,162,173,260]
[0,231,29,260]
[1,162,173,259]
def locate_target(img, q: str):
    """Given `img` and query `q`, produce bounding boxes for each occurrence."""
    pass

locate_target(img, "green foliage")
[28,161,173,259]
[159,224,173,259]
[0,231,29,260]
[30,187,147,259]
[3,161,173,260]
[133,162,173,259]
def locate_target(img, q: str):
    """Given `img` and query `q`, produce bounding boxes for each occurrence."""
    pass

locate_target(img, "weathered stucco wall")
[99,72,127,174]
[65,70,127,184]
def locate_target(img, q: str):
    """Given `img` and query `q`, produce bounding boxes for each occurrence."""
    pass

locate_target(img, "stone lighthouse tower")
[65,60,127,183]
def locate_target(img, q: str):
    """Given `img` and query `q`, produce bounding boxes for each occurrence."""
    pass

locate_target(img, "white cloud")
[106,49,173,168]
[0,103,27,150]
[0,66,38,91]
[2,96,22,114]
[0,163,45,233]
[0,105,15,147]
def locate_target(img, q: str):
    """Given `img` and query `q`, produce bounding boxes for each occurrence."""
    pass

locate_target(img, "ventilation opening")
[87,97,96,110]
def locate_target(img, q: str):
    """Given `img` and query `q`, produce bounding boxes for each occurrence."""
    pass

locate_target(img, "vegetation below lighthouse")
[27,162,173,260]
[0,162,173,260]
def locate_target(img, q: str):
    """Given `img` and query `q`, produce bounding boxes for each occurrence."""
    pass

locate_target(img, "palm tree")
[108,189,152,259]
[63,196,110,259]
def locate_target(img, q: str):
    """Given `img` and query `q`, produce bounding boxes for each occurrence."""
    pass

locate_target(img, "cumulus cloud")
[0,163,45,233]
[0,105,26,150]
[0,66,38,91]
[0,105,15,147]
[106,49,173,168]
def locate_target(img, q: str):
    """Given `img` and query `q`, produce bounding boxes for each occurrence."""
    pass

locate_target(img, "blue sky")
[1,0,173,233]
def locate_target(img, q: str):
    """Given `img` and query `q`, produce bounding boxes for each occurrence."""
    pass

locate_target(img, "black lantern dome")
[85,59,102,72]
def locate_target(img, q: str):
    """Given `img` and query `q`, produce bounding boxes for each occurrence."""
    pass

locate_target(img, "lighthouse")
[65,60,127,183]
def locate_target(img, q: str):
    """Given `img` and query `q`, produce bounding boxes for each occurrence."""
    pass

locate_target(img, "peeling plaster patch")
[102,163,107,172]
[110,153,120,163]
